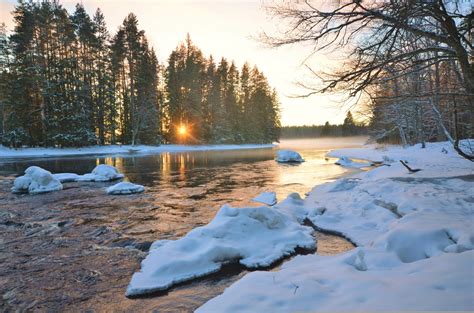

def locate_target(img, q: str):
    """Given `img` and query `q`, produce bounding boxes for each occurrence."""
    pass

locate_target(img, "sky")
[0,0,352,126]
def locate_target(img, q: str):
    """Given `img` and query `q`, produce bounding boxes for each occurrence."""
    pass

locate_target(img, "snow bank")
[12,166,63,194]
[252,191,277,206]
[275,150,304,163]
[125,205,315,296]
[197,141,474,311]
[198,249,474,312]
[106,182,144,195]
[335,156,372,168]
[0,143,277,159]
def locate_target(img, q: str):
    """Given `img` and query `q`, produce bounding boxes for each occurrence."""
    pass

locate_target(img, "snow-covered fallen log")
[125,205,315,296]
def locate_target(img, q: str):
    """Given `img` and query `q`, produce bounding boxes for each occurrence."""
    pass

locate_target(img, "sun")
[178,125,187,136]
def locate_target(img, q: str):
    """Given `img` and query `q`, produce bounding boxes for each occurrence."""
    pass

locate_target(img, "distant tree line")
[281,111,367,138]
[0,0,280,147]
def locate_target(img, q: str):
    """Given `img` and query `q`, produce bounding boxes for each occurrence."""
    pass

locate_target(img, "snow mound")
[276,150,304,163]
[252,191,277,206]
[106,182,144,195]
[125,205,315,296]
[335,156,372,168]
[12,166,63,194]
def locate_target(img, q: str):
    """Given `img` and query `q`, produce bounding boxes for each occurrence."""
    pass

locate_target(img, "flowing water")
[0,137,366,312]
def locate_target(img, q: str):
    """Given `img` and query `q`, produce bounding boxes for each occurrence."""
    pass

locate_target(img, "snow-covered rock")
[335,156,372,168]
[52,165,124,182]
[125,205,315,296]
[80,164,124,182]
[276,150,304,163]
[106,182,144,195]
[12,166,63,194]
[252,191,277,206]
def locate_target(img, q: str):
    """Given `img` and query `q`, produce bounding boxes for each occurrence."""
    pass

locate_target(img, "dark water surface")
[0,137,365,312]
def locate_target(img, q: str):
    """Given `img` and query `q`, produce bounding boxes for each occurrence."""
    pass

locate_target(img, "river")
[0,137,367,312]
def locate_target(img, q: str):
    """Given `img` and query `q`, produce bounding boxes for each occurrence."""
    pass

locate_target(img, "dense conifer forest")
[281,111,367,138]
[0,1,281,147]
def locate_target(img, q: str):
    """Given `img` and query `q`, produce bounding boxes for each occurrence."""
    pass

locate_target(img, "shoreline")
[197,140,474,311]
[0,143,277,159]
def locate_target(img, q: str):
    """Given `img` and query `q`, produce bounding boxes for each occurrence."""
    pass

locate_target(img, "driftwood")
[400,160,421,173]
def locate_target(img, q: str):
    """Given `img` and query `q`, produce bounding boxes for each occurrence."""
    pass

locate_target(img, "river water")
[0,137,367,312]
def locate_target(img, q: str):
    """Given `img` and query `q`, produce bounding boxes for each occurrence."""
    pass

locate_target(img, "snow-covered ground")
[197,141,474,311]
[0,144,276,159]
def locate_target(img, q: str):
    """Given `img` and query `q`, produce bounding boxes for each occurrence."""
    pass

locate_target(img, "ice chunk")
[12,166,63,194]
[125,205,315,296]
[276,150,304,163]
[252,191,277,206]
[106,182,145,195]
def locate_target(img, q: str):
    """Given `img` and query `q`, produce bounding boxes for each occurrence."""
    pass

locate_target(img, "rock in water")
[77,164,125,182]
[12,166,63,194]
[276,150,304,163]
[106,182,145,195]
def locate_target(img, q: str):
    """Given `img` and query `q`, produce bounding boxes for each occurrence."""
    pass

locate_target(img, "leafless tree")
[263,0,473,160]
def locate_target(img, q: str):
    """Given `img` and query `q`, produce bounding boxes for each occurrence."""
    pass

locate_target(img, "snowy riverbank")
[0,144,276,159]
[196,141,474,311]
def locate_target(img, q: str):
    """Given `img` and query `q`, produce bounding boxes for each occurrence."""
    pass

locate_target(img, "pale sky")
[0,0,352,126]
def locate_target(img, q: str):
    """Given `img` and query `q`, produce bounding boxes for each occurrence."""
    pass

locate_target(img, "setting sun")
[178,125,187,136]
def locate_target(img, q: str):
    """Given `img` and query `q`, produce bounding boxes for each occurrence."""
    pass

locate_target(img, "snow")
[275,150,304,163]
[52,165,124,182]
[0,143,276,159]
[252,191,277,206]
[334,156,372,168]
[197,141,474,312]
[12,165,125,194]
[12,166,63,194]
[125,204,315,296]
[106,182,145,195]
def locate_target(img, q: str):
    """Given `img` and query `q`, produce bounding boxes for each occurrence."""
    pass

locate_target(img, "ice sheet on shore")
[125,205,315,296]
[252,191,277,206]
[275,150,304,163]
[197,141,474,311]
[106,182,144,195]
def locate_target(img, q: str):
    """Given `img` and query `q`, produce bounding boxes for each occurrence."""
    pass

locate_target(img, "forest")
[281,111,367,138]
[0,1,281,147]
